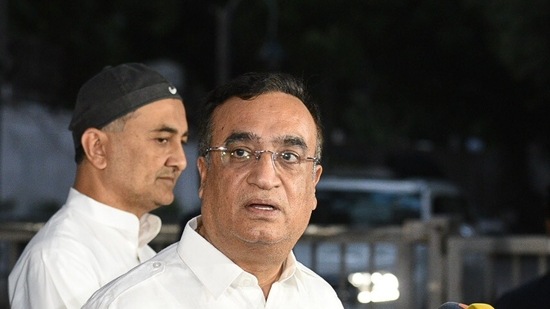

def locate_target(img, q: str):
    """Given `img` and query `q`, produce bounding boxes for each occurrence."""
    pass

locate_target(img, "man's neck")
[196,220,288,298]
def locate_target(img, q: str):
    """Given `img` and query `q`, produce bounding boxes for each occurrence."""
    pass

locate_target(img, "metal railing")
[296,219,449,309]
[446,235,550,304]
[1,220,549,308]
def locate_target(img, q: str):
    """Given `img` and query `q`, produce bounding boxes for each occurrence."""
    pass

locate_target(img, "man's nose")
[246,151,281,189]
[168,143,187,171]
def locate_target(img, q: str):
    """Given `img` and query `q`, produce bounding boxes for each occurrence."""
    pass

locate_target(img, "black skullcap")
[69,63,182,152]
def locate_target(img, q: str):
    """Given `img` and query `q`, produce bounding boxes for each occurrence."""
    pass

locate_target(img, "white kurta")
[8,188,161,309]
[83,216,344,309]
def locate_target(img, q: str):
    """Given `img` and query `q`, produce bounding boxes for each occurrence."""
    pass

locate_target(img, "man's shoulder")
[285,262,344,308]
[83,244,180,308]
[494,272,550,308]
[295,261,341,293]
[506,272,550,295]
[83,260,166,308]
[11,205,115,276]
[23,208,92,249]
[295,261,329,281]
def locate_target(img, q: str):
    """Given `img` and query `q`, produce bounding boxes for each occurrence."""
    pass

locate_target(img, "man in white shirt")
[9,63,189,309]
[83,72,344,308]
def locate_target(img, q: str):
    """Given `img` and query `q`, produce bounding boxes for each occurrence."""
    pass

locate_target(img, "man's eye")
[230,148,251,159]
[279,152,300,163]
[157,138,168,144]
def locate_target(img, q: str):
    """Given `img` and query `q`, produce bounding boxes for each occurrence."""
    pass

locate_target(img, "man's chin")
[239,231,288,246]
[161,199,175,207]
[155,195,175,208]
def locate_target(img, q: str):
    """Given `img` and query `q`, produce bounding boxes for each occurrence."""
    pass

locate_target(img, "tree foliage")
[6,0,550,149]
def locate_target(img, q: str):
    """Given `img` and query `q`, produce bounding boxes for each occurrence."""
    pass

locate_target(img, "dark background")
[1,0,550,233]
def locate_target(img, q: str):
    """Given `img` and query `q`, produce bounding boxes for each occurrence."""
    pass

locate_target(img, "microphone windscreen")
[438,302,494,309]
[467,304,494,309]
[438,302,466,309]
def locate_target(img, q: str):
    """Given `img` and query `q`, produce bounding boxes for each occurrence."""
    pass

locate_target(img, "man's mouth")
[158,176,175,184]
[249,204,277,211]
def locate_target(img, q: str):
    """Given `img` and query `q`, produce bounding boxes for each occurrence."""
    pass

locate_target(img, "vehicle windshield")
[311,191,421,228]
[310,190,467,228]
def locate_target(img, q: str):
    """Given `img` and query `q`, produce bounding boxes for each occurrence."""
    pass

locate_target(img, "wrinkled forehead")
[223,131,310,154]
[210,93,318,149]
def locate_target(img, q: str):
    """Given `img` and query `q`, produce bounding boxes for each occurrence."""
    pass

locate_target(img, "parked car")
[309,175,470,230]
[294,175,471,308]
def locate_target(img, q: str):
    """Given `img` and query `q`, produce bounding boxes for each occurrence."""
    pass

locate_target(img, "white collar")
[177,216,297,298]
[66,188,162,248]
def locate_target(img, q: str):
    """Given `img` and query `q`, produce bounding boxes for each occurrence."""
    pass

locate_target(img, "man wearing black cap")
[8,63,189,309]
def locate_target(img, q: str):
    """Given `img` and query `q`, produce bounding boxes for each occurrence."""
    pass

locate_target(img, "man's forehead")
[127,99,187,128]
[210,95,317,144]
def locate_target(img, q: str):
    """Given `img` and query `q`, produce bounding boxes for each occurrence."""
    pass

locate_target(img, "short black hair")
[197,72,323,159]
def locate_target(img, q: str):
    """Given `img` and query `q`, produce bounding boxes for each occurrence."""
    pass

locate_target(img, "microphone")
[438,303,467,309]
[438,302,494,309]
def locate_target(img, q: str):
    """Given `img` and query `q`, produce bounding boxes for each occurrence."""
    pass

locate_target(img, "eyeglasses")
[204,146,320,174]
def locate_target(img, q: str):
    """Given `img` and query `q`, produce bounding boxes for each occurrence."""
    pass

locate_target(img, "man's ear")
[311,165,323,211]
[197,156,208,198]
[313,164,323,185]
[81,128,108,169]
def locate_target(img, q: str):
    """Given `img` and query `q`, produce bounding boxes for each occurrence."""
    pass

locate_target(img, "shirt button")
[152,262,162,268]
